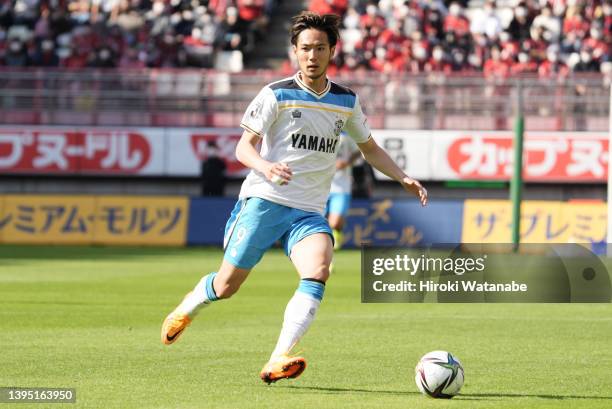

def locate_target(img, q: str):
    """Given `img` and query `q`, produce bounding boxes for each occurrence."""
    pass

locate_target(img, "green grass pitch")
[1,245,611,409]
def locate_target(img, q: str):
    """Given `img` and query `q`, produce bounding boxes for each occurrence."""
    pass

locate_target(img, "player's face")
[293,29,335,80]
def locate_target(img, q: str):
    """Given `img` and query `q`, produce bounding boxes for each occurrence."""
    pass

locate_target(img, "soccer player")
[326,136,361,250]
[161,11,428,384]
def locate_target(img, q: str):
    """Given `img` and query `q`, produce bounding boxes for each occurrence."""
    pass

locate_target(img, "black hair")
[290,11,340,47]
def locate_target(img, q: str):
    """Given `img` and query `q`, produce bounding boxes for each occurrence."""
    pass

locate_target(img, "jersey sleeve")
[240,86,278,137]
[344,95,371,144]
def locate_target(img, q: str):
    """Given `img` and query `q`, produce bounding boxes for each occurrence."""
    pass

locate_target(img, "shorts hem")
[286,229,334,257]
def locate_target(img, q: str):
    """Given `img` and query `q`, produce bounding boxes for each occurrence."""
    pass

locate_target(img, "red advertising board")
[433,132,608,182]
[1,127,608,183]
[0,128,164,174]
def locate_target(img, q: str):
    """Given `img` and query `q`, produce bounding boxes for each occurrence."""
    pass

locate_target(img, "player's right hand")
[265,162,292,185]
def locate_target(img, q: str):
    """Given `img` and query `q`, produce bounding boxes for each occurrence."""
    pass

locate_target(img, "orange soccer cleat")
[259,355,307,384]
[161,294,193,345]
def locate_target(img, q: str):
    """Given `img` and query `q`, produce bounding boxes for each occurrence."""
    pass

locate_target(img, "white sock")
[177,273,218,317]
[270,291,321,359]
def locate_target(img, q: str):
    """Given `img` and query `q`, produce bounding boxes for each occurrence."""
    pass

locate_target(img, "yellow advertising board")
[0,195,96,244]
[0,195,4,242]
[462,200,607,244]
[93,196,188,246]
[0,195,188,246]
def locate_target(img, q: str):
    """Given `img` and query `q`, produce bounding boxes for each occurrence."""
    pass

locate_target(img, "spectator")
[118,45,146,68]
[369,46,390,73]
[563,6,590,38]
[573,48,600,72]
[215,7,251,55]
[560,30,582,56]
[583,25,609,62]
[538,45,569,78]
[88,46,116,68]
[507,5,532,41]
[470,0,502,40]
[483,45,509,79]
[5,39,29,66]
[409,31,430,73]
[402,4,422,37]
[31,38,59,67]
[523,25,547,61]
[34,8,51,39]
[309,0,348,17]
[444,2,470,37]
[450,48,467,71]
[237,0,269,40]
[532,6,561,42]
[360,4,385,30]
[377,19,408,61]
[511,52,538,74]
[425,45,452,73]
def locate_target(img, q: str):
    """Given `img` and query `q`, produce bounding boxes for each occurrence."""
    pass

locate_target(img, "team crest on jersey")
[291,109,301,118]
[334,119,344,136]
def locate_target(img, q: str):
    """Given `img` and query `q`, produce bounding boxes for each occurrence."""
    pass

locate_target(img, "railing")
[0,68,609,131]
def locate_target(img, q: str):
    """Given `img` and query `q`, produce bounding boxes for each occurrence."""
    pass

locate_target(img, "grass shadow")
[463,392,612,400]
[280,386,612,401]
[278,385,416,397]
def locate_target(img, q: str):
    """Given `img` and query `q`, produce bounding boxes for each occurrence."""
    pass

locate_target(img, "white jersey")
[330,136,359,194]
[239,72,371,214]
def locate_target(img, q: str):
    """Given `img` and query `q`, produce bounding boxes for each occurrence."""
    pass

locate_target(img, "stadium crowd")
[0,0,274,69]
[0,0,610,78]
[304,0,611,78]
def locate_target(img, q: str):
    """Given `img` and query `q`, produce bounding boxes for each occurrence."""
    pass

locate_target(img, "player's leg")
[162,198,287,345]
[161,260,250,344]
[327,193,351,250]
[328,212,344,249]
[260,213,333,383]
[271,232,332,356]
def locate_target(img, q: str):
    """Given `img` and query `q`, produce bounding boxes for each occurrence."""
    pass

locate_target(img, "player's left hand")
[401,176,428,206]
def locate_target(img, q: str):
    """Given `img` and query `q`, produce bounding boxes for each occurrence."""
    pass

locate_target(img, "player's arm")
[235,129,292,184]
[357,137,428,206]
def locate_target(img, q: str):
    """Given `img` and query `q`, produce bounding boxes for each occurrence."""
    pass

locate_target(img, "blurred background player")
[327,135,361,250]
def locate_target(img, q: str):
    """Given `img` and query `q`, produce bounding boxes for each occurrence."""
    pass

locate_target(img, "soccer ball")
[415,351,464,398]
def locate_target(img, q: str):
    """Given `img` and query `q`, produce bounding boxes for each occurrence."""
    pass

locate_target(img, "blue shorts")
[223,197,333,269]
[326,193,351,217]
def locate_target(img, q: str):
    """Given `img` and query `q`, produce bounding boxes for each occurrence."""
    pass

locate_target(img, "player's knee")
[308,264,330,283]
[328,215,343,230]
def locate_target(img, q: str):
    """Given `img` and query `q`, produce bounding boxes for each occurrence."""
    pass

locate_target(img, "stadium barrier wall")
[0,196,604,249]
[186,197,465,247]
[0,126,608,182]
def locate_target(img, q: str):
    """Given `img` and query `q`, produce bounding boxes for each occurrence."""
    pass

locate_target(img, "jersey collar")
[295,71,330,99]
